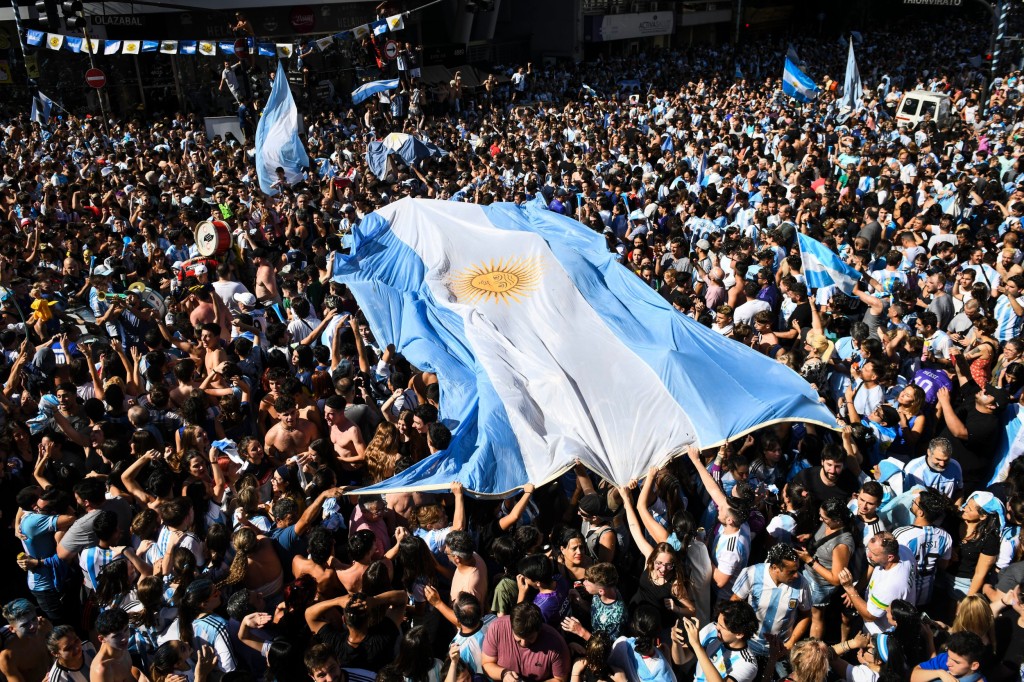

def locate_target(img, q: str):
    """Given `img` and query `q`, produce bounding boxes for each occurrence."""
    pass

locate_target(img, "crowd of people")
[5,9,1024,682]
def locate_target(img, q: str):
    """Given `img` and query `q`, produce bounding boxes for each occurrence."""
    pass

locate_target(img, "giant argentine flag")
[335,198,837,496]
[798,233,861,296]
[254,61,310,196]
[783,57,818,103]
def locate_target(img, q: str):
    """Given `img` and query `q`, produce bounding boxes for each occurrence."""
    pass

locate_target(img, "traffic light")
[34,0,58,32]
[62,1,85,30]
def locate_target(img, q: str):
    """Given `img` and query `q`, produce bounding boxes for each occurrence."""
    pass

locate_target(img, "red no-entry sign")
[85,68,106,89]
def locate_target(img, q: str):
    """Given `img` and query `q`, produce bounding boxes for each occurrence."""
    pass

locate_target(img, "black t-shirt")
[953,531,999,579]
[794,466,858,506]
[940,384,1001,490]
[787,302,812,332]
[313,620,399,671]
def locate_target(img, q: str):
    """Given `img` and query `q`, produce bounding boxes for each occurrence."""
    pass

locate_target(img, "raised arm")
[686,444,729,511]
[617,483,655,559]
[636,466,671,544]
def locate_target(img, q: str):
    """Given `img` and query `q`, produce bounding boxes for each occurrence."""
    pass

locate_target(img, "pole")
[133,54,146,111]
[993,0,1009,84]
[80,24,113,150]
[8,0,34,87]
[734,0,743,45]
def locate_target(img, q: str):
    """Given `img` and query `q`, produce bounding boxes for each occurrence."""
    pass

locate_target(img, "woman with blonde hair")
[948,594,996,653]
[788,638,831,682]
[219,526,284,605]
[365,421,402,484]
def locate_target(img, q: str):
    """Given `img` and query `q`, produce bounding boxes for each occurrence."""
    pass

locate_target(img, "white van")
[895,90,952,127]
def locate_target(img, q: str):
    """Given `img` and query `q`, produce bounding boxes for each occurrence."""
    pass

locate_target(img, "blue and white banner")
[365,132,448,179]
[798,233,861,296]
[990,404,1024,485]
[254,61,310,196]
[783,57,818,103]
[30,91,53,126]
[334,198,837,495]
[352,78,399,105]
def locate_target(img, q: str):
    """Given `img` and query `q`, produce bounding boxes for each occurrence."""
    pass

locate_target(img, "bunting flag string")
[21,12,410,58]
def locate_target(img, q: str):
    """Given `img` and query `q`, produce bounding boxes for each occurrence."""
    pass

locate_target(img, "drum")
[196,220,231,257]
[177,256,219,282]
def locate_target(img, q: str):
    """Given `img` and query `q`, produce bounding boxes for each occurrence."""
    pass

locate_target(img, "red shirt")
[482,616,570,681]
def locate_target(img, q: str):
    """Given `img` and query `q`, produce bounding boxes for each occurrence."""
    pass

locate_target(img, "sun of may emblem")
[451,257,543,304]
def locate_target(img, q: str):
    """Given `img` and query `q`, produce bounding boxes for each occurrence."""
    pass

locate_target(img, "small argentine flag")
[782,57,818,103]
[797,232,860,295]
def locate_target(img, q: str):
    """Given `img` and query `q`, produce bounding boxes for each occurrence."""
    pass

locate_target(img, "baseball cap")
[92,265,113,277]
[696,239,711,251]
[234,292,257,308]
[193,263,208,276]
[985,383,1010,411]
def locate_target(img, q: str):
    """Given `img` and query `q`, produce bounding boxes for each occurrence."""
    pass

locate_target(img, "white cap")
[233,292,257,308]
[193,263,208,276]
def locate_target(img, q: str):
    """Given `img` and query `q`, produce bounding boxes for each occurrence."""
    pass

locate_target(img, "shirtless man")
[292,526,345,600]
[199,323,229,384]
[90,609,142,682]
[0,599,52,682]
[323,395,365,474]
[253,249,280,304]
[258,367,290,435]
[188,286,218,328]
[265,395,320,462]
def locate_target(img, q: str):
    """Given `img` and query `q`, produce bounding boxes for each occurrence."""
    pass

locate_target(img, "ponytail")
[220,526,257,588]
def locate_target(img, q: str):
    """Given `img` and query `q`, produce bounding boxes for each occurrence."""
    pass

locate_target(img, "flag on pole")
[797,233,861,295]
[30,91,54,126]
[840,37,863,113]
[786,44,801,65]
[254,60,310,196]
[782,57,819,103]
[104,40,122,55]
[386,13,405,31]
[122,40,141,55]
[351,78,400,105]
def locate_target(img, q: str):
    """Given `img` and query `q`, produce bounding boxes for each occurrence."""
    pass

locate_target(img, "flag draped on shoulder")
[841,37,863,112]
[783,57,818,103]
[798,232,861,295]
[254,61,310,196]
[333,198,837,496]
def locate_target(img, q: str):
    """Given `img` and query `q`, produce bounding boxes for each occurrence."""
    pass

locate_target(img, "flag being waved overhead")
[334,198,837,496]
[30,91,54,126]
[254,61,310,196]
[841,37,863,112]
[798,232,862,296]
[782,56,819,103]
[351,78,399,105]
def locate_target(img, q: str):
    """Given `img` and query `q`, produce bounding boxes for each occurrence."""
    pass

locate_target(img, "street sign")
[85,68,106,88]
[384,40,399,60]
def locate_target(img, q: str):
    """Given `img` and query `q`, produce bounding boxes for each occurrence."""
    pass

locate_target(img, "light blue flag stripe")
[841,37,862,112]
[254,60,310,196]
[798,232,861,296]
